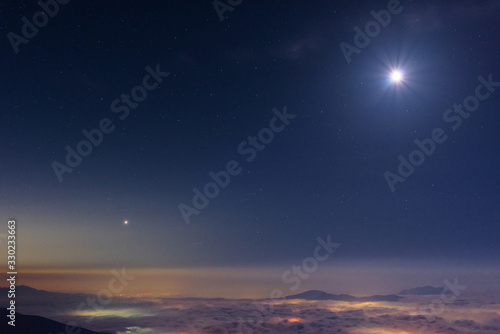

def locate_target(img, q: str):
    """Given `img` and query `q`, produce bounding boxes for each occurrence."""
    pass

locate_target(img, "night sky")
[1,0,500,295]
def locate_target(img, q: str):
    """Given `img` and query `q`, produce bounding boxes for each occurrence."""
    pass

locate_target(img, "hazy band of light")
[7,261,500,299]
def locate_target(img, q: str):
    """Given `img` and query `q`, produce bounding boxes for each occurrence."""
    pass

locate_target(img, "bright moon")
[124,220,128,225]
[391,70,403,83]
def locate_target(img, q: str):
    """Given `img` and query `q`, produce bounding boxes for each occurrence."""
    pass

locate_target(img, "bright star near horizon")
[124,220,128,225]
[390,70,403,83]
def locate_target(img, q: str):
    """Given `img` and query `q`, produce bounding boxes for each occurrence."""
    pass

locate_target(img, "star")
[390,70,403,83]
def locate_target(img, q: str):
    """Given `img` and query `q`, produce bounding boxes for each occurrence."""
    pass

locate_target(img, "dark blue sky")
[1,0,499,269]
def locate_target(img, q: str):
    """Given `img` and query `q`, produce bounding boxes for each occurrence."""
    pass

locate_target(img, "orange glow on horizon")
[4,267,293,299]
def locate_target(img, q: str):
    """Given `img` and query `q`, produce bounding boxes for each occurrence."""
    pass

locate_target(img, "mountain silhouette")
[0,308,112,334]
[285,290,402,302]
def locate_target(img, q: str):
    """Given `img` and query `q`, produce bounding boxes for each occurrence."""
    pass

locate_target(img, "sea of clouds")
[2,287,500,334]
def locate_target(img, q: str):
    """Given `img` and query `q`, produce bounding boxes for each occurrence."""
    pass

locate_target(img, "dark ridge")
[0,309,112,334]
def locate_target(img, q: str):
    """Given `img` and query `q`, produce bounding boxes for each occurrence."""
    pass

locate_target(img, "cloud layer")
[2,287,500,334]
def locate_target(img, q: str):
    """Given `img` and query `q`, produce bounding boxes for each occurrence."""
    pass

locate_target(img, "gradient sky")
[1,0,500,296]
